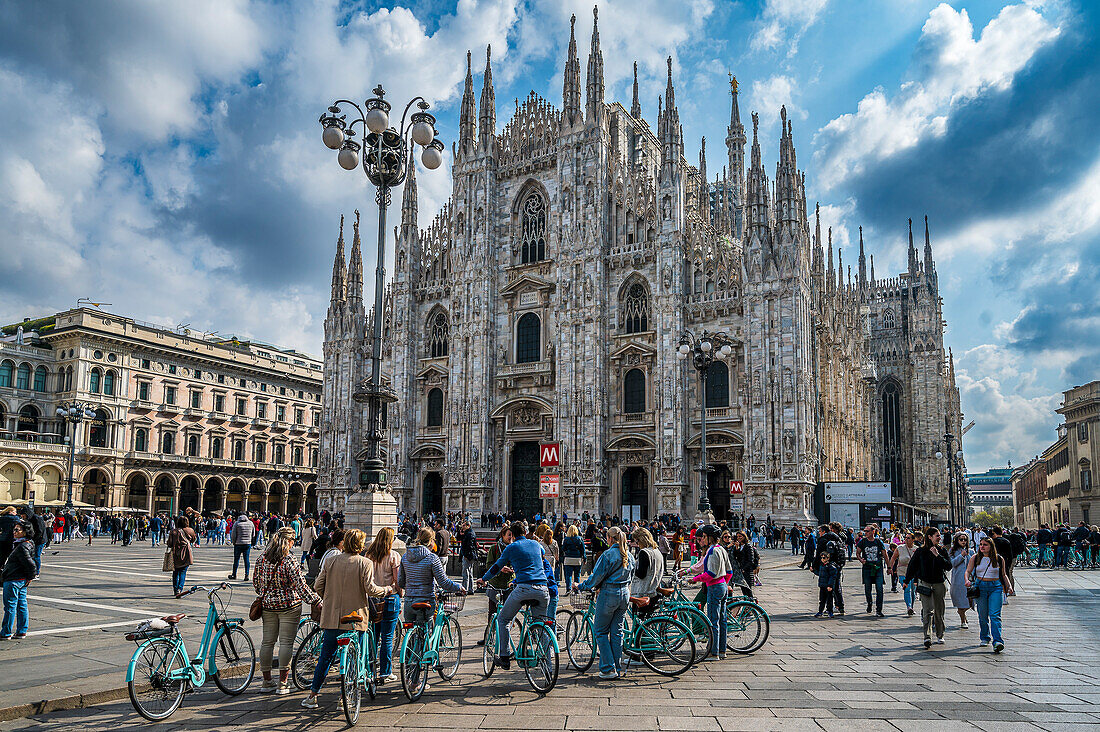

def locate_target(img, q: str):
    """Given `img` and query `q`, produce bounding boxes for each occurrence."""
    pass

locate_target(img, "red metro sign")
[540,442,560,468]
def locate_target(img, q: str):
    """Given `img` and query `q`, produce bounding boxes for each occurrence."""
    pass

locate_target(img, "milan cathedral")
[319,10,965,524]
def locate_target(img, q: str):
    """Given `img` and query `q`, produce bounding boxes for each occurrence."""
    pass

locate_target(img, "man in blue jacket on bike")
[476,522,548,669]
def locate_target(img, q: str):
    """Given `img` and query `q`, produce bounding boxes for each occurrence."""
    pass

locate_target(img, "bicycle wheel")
[342,637,362,726]
[437,616,462,681]
[212,625,256,695]
[564,612,594,672]
[726,601,770,654]
[365,630,377,701]
[291,626,323,691]
[294,617,318,652]
[128,638,187,721]
[482,620,497,678]
[554,608,571,648]
[522,621,559,694]
[400,625,428,702]
[660,605,712,663]
[636,616,695,677]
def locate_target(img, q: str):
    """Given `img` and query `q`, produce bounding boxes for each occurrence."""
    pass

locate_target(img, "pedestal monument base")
[342,490,397,544]
[694,509,716,525]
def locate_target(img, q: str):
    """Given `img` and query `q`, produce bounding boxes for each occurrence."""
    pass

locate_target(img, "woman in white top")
[890,533,919,616]
[965,536,1013,653]
[364,527,403,683]
[319,528,345,572]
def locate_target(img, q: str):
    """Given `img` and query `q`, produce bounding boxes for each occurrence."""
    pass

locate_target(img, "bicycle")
[724,597,770,653]
[399,592,464,702]
[291,612,376,725]
[654,573,716,661]
[125,583,256,722]
[290,615,320,690]
[563,590,695,677]
[482,589,559,693]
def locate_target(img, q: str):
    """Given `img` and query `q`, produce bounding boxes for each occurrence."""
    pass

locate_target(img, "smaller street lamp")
[56,402,98,509]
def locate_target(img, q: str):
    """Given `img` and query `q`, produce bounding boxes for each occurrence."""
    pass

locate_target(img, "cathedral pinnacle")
[725,72,746,231]
[585,5,604,124]
[631,61,641,119]
[478,45,495,150]
[563,14,582,127]
[458,50,476,156]
[330,214,346,305]
[699,136,709,224]
[347,210,363,305]
[401,148,417,232]
[858,225,867,289]
[923,215,935,273]
[907,217,919,275]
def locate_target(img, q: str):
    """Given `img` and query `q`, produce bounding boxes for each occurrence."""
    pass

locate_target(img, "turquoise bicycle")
[482,590,559,693]
[125,583,256,721]
[400,593,464,702]
[292,612,377,725]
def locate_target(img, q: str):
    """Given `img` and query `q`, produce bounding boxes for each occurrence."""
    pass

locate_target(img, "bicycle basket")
[570,591,593,611]
[441,593,465,614]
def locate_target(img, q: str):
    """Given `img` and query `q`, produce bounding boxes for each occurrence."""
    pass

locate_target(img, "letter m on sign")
[540,442,560,468]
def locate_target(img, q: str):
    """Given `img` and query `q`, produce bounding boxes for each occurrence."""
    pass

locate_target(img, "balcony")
[131,399,155,410]
[252,418,272,428]
[289,422,306,433]
[183,407,205,418]
[0,438,67,455]
[159,402,180,414]
[209,411,228,422]
[496,359,554,389]
[272,420,290,431]
[230,413,249,424]
[705,406,735,420]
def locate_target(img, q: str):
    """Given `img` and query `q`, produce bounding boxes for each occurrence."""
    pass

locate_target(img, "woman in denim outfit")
[575,526,635,679]
[365,527,403,683]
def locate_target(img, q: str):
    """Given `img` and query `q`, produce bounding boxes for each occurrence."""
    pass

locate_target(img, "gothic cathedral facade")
[319,11,965,524]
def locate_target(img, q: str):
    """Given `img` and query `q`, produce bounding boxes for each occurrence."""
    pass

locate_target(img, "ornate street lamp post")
[55,402,97,509]
[677,330,738,524]
[319,86,445,494]
[935,433,964,527]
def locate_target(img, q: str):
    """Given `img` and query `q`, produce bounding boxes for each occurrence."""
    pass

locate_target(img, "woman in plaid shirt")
[253,527,321,694]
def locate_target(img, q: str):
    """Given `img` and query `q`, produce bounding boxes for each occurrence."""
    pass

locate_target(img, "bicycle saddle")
[161,614,187,624]
[656,587,674,597]
[629,597,651,608]
[411,601,432,609]
[340,612,363,624]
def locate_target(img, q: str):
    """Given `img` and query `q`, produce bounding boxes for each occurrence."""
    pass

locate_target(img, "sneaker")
[497,654,512,670]
[476,639,485,646]
[876,611,885,618]
[907,608,914,616]
[934,638,945,645]
[12,633,25,640]
[227,574,237,580]
[276,683,290,696]
[598,670,619,680]
[814,612,823,618]
[837,609,845,616]
[924,639,932,649]
[827,611,834,618]
[866,603,872,613]
[993,642,1004,654]
[259,681,277,693]
[979,640,990,647]
[961,622,969,629]
[300,696,318,709]
[383,673,398,683]
[0,636,10,641]
[243,575,249,582]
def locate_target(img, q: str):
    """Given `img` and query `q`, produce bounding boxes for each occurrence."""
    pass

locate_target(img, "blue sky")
[1,0,1097,472]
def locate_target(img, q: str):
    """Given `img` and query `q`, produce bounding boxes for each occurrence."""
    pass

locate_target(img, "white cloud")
[813,2,1061,190]
[750,0,828,54]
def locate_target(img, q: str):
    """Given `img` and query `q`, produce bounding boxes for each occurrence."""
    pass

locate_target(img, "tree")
[970,507,1014,528]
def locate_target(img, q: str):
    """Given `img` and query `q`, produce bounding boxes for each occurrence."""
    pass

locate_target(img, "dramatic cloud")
[750,0,829,53]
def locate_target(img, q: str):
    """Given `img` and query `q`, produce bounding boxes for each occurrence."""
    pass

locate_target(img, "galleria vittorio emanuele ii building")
[318,10,966,525]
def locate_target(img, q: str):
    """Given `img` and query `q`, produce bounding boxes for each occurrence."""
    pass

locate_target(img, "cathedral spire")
[813,203,823,273]
[907,217,919,276]
[698,137,709,224]
[826,226,834,294]
[836,246,844,294]
[347,210,363,306]
[746,111,770,237]
[658,57,681,182]
[563,14,582,127]
[585,5,604,124]
[458,50,476,156]
[870,254,876,285]
[478,45,495,150]
[631,61,641,119]
[330,215,346,305]
[923,214,935,273]
[401,148,417,232]
[725,75,746,236]
[775,105,799,227]
[858,225,867,289]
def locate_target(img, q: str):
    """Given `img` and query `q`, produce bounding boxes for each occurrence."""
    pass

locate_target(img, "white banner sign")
[824,482,891,503]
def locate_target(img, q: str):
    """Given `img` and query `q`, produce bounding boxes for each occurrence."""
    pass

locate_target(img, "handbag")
[250,560,273,621]
[162,529,175,572]
[916,581,933,597]
[966,580,981,600]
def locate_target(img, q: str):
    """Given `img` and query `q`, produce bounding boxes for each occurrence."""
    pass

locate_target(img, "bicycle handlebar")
[181,582,230,597]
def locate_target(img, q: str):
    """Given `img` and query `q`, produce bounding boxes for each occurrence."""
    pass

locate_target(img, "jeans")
[311,628,365,694]
[863,565,884,612]
[461,558,477,594]
[373,595,400,677]
[563,563,581,591]
[172,567,188,595]
[259,605,302,674]
[705,583,728,657]
[592,586,629,675]
[1055,545,1068,567]
[496,584,548,657]
[902,579,915,609]
[232,545,251,576]
[151,531,160,547]
[33,543,43,574]
[1037,543,1048,566]
[975,580,1003,645]
[2,579,29,636]
[832,571,845,611]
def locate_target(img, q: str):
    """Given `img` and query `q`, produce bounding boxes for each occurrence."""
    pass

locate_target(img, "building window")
[211,437,223,459]
[427,388,444,427]
[135,428,147,452]
[622,282,650,333]
[1083,467,1093,492]
[312,411,320,427]
[33,366,47,392]
[162,432,175,454]
[428,311,449,358]
[187,434,199,457]
[257,402,266,419]
[255,443,266,463]
[293,446,303,466]
[89,368,101,394]
[519,190,547,263]
[168,365,176,375]
[190,390,201,408]
[65,366,73,391]
[1078,422,1089,442]
[194,369,202,380]
[214,394,225,413]
[623,368,646,413]
[516,312,541,364]
[141,358,150,369]
[0,360,12,388]
[138,382,150,401]
[218,374,225,384]
[705,362,730,408]
[277,405,286,422]
[103,370,115,396]
[883,310,897,329]
[295,408,303,425]
[279,386,286,396]
[165,386,177,405]
[275,444,285,464]
[236,398,247,416]
[312,449,318,468]
[234,440,245,461]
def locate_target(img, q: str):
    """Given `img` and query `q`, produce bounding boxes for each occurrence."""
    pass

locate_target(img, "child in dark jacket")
[815,552,840,617]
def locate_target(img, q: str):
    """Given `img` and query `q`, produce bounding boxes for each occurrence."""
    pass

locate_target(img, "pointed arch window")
[622,281,650,334]
[882,310,897,329]
[427,388,444,427]
[705,362,730,408]
[428,311,449,358]
[623,368,646,413]
[516,313,541,364]
[519,190,547,264]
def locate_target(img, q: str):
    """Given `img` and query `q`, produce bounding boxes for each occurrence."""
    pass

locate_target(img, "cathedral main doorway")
[510,442,541,519]
[621,467,648,522]
[422,472,443,516]
[707,465,732,522]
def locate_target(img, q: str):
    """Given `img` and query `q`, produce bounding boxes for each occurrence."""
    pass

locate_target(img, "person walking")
[150,513,163,548]
[228,511,255,581]
[905,527,951,649]
[856,525,888,617]
[0,507,19,569]
[301,529,392,710]
[561,524,585,592]
[890,532,918,616]
[729,530,759,600]
[573,525,635,679]
[299,519,317,568]
[966,536,1013,653]
[166,516,198,598]
[458,520,479,594]
[365,526,402,684]
[253,527,321,694]
[948,532,974,629]
[1,520,36,639]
